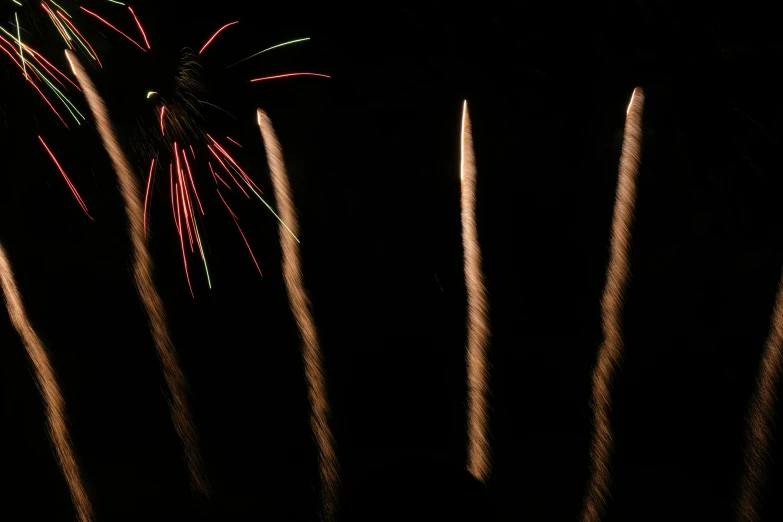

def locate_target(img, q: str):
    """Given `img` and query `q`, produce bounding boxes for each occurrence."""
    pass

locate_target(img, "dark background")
[1,0,782,520]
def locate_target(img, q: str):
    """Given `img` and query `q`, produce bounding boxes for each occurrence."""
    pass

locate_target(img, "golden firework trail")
[257,109,339,521]
[65,50,210,496]
[460,100,492,483]
[580,87,645,522]
[735,275,783,521]
[0,242,93,522]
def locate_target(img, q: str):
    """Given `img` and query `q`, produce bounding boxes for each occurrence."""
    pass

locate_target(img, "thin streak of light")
[206,144,249,198]
[196,99,237,119]
[460,101,491,483]
[56,12,102,67]
[182,148,204,215]
[206,135,265,195]
[174,186,194,297]
[127,6,150,49]
[50,1,72,17]
[226,136,243,148]
[160,105,166,135]
[143,158,155,238]
[198,21,238,55]
[581,87,645,522]
[78,6,146,51]
[257,108,339,521]
[216,189,262,275]
[226,37,310,68]
[7,21,32,36]
[249,72,331,82]
[0,243,94,522]
[15,13,26,80]
[66,51,209,495]
[38,135,93,219]
[209,162,231,190]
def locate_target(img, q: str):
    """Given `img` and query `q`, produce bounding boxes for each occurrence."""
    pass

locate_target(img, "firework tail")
[460,100,492,483]
[580,87,645,522]
[735,273,783,521]
[65,50,209,495]
[0,242,94,522]
[257,109,339,521]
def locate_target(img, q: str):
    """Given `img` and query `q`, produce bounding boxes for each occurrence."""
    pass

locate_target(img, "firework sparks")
[257,108,339,521]
[66,50,210,495]
[581,87,645,522]
[460,101,492,483]
[78,6,146,51]
[198,21,238,55]
[38,135,93,220]
[0,242,94,522]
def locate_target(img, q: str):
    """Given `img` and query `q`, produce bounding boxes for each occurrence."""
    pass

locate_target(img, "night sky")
[1,1,782,521]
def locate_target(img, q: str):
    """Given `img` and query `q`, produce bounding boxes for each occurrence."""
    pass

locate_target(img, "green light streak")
[59,22,97,62]
[226,162,300,243]
[15,13,26,80]
[50,1,72,17]
[146,91,158,98]
[193,222,212,289]
[226,38,311,68]
[0,26,85,122]
[105,0,126,5]
[12,0,22,7]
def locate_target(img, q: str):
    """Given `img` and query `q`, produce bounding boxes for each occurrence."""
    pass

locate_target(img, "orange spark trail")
[66,50,209,495]
[249,72,331,82]
[460,101,492,483]
[0,242,94,522]
[257,109,339,521]
[160,105,166,136]
[580,87,645,522]
[736,278,783,519]
[198,21,238,55]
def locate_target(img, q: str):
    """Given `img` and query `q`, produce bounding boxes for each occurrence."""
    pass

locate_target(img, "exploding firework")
[0,241,94,522]
[257,109,339,521]
[580,87,645,522]
[119,17,326,293]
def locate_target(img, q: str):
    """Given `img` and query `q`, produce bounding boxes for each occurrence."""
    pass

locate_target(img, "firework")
[581,87,645,522]
[0,242,93,522]
[257,109,340,521]
[66,50,210,496]
[735,280,783,521]
[38,135,93,220]
[460,101,492,483]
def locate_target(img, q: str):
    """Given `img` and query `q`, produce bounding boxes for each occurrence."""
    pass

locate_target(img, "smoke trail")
[735,275,783,521]
[257,109,339,521]
[0,242,93,522]
[460,100,492,483]
[580,87,645,522]
[65,50,209,495]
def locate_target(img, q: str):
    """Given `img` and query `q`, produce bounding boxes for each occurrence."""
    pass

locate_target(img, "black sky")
[2,0,783,521]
